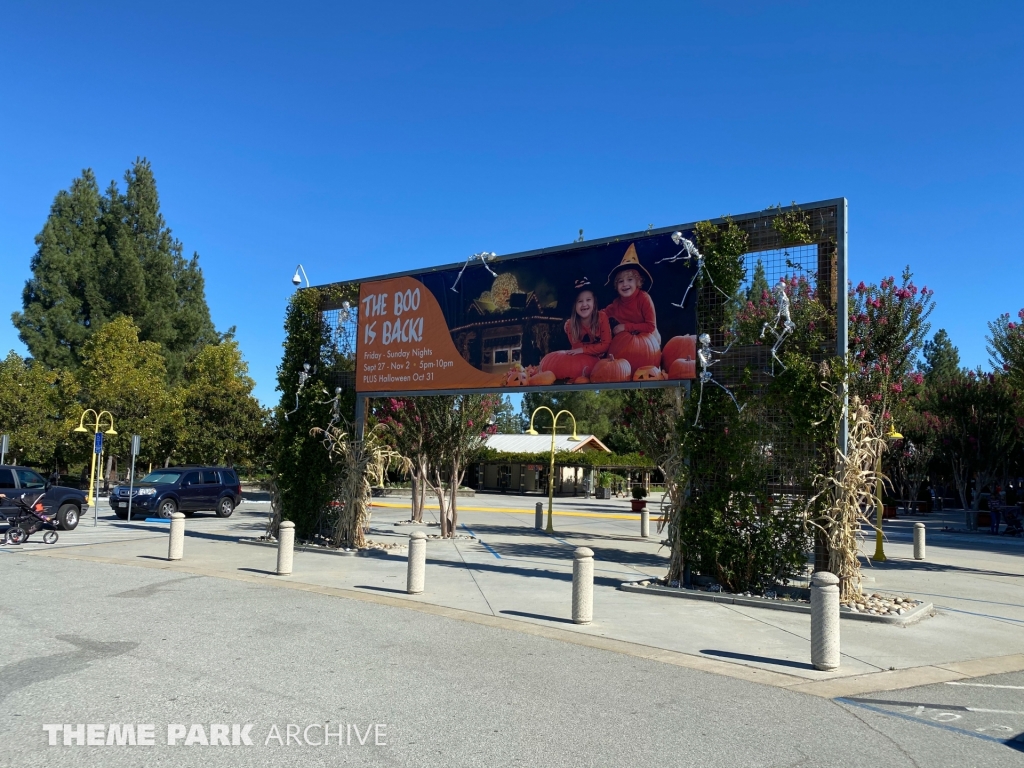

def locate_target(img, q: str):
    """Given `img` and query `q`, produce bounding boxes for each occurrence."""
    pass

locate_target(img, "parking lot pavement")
[2,553,1023,768]
[837,671,1024,752]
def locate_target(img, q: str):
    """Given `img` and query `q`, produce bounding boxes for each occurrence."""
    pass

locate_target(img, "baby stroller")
[3,493,59,545]
[1002,506,1023,537]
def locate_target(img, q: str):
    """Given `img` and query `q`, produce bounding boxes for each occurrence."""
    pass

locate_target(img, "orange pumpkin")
[528,370,557,386]
[591,357,632,383]
[668,358,697,380]
[503,363,528,386]
[573,376,591,384]
[608,331,662,372]
[633,365,662,381]
[539,350,599,380]
[662,335,697,372]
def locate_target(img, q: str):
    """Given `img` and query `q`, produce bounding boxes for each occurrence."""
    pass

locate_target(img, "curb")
[619,582,935,626]
[237,538,405,557]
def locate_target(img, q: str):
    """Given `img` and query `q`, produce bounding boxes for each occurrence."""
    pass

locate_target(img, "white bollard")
[640,508,650,538]
[913,522,926,561]
[810,571,840,671]
[167,512,185,561]
[572,547,594,625]
[407,531,426,594]
[277,521,295,575]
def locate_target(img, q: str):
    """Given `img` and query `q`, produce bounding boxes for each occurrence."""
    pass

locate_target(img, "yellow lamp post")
[526,406,579,534]
[74,409,116,512]
[871,422,903,562]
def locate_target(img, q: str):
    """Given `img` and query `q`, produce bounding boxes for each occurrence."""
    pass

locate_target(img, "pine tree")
[746,258,770,303]
[922,329,961,382]
[13,159,217,381]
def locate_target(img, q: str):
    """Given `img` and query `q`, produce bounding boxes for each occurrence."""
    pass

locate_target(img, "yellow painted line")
[370,500,657,522]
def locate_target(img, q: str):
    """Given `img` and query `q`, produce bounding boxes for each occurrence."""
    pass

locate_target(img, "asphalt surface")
[1,550,1021,767]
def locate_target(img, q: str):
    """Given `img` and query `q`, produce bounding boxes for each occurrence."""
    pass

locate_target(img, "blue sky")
[1,1,1021,406]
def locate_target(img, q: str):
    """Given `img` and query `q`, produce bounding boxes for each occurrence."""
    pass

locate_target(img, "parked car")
[110,467,242,519]
[0,465,85,530]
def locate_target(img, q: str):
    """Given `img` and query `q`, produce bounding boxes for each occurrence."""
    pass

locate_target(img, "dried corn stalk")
[314,424,411,549]
[811,398,886,601]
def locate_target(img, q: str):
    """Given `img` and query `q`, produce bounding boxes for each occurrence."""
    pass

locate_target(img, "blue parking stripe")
[461,524,501,558]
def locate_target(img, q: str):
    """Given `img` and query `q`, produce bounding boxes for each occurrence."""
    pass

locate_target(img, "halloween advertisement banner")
[355,232,700,393]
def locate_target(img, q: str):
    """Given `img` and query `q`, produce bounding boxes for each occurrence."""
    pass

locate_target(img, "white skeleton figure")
[451,251,498,292]
[656,232,730,308]
[284,362,313,421]
[760,279,797,375]
[693,333,743,426]
[315,386,345,450]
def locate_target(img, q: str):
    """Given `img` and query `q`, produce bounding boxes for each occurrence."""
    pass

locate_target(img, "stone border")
[237,538,405,557]
[619,582,934,626]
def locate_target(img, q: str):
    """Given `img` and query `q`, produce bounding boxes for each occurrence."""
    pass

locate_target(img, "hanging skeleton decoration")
[451,251,498,292]
[284,362,314,421]
[693,333,744,427]
[334,300,356,358]
[315,386,345,450]
[656,232,731,309]
[760,279,796,375]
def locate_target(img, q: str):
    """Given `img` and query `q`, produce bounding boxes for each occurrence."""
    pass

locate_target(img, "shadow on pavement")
[425,556,627,588]
[700,649,814,670]
[354,585,408,595]
[238,567,276,576]
[500,609,574,624]
[485,540,669,568]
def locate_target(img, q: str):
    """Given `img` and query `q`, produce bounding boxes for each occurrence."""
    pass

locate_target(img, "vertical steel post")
[354,394,367,441]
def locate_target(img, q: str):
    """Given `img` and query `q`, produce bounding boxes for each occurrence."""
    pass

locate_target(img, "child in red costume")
[605,244,662,373]
[540,277,612,381]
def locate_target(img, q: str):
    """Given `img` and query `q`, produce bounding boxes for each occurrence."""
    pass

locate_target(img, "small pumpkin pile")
[661,335,697,380]
[501,363,557,387]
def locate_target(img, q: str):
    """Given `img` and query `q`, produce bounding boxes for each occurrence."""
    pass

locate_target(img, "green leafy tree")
[923,329,961,382]
[928,370,1020,509]
[986,310,1024,389]
[0,352,80,469]
[175,341,270,467]
[13,159,217,380]
[78,317,180,470]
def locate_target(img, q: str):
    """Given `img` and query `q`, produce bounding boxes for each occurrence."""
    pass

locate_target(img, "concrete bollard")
[535,502,544,530]
[407,531,426,594]
[640,508,650,538]
[913,522,926,561]
[167,512,185,561]
[277,521,295,575]
[810,571,840,671]
[572,547,594,625]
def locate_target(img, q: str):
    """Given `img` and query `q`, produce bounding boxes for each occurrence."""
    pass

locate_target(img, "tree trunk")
[429,467,449,537]
[951,456,969,509]
[410,473,421,522]
[449,462,465,535]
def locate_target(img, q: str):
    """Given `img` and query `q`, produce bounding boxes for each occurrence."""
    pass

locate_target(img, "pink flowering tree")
[733,274,832,354]
[375,397,430,522]
[848,267,935,429]
[422,394,500,537]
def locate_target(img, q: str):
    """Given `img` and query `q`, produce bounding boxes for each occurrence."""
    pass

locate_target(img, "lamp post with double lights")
[871,422,903,562]
[74,410,116,521]
[526,406,580,534]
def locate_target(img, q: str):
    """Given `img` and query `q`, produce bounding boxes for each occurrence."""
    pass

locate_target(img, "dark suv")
[0,466,85,530]
[111,467,242,520]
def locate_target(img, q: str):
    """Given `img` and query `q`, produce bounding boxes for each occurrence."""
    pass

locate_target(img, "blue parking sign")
[94,432,103,454]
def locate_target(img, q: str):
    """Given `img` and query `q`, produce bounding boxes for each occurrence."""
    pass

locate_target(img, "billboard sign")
[354,231,700,393]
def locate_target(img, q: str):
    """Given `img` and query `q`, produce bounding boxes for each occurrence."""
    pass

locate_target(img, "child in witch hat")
[540,276,612,381]
[605,243,662,373]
